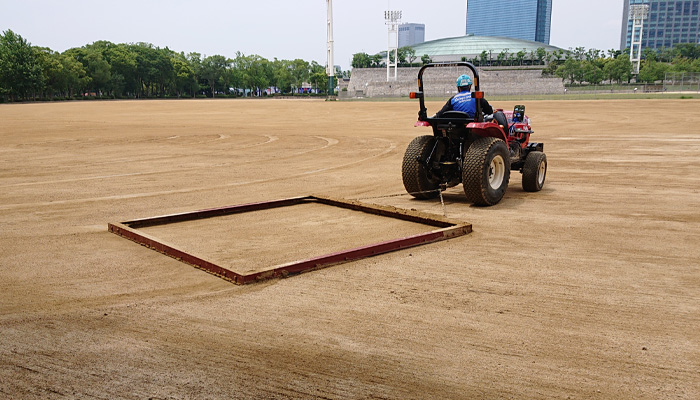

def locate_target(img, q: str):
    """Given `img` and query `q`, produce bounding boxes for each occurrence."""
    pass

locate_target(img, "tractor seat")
[430,110,475,124]
[493,111,510,135]
[440,111,472,119]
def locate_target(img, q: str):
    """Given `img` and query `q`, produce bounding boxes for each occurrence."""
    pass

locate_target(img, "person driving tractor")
[435,74,494,118]
[435,74,512,133]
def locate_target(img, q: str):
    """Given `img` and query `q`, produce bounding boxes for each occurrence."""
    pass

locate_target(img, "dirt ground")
[1,98,698,399]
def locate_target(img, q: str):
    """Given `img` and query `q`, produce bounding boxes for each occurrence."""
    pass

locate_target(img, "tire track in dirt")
[0,138,396,210]
[0,135,339,188]
[1,133,277,168]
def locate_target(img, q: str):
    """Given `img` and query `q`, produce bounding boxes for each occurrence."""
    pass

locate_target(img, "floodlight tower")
[385,10,402,82]
[327,0,335,96]
[629,4,649,75]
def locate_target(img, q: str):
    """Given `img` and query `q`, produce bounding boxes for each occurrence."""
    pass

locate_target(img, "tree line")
[352,43,700,86]
[549,44,700,85]
[636,44,700,83]
[351,47,432,69]
[353,46,563,68]
[0,30,343,102]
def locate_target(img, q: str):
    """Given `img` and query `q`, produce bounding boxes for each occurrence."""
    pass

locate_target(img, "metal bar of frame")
[108,196,471,285]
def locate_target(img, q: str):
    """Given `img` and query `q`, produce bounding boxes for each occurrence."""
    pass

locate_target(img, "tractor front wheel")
[462,137,511,206]
[522,151,547,192]
[402,135,441,199]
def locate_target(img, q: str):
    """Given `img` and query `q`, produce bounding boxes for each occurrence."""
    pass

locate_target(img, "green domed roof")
[410,35,563,56]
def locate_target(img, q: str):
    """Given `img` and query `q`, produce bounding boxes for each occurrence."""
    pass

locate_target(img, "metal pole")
[326,0,335,96]
[663,72,667,92]
[629,5,649,76]
[683,72,686,92]
[385,10,402,82]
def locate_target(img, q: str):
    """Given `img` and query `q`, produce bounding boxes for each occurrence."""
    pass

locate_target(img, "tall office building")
[398,23,426,47]
[466,0,552,44]
[620,0,700,51]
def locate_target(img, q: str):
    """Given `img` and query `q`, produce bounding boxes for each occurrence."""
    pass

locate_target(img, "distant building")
[466,0,552,44]
[409,35,562,64]
[620,0,700,51]
[398,23,425,47]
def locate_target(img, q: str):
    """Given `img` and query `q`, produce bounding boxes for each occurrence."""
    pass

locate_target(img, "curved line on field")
[46,134,279,169]
[0,138,397,210]
[0,136,336,189]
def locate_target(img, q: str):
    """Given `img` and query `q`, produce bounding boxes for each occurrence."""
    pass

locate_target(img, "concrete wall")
[343,67,565,98]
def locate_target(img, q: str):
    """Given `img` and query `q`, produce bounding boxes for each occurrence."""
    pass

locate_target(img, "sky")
[1,0,625,70]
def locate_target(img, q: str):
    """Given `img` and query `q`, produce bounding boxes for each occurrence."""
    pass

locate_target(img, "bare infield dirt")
[0,98,698,399]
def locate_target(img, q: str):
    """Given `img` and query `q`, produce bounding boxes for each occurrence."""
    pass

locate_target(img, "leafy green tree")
[171,53,197,97]
[675,43,700,60]
[85,51,111,95]
[233,52,271,96]
[556,59,583,84]
[554,49,566,62]
[394,47,414,66]
[101,43,137,97]
[585,48,602,61]
[186,52,204,95]
[692,59,700,73]
[670,56,700,73]
[657,47,676,62]
[638,59,669,83]
[582,61,604,84]
[371,53,383,68]
[403,47,417,66]
[127,43,169,97]
[289,58,310,92]
[496,50,506,66]
[351,52,371,69]
[154,47,175,96]
[603,56,633,84]
[0,30,44,100]
[479,50,488,66]
[201,54,229,96]
[420,54,432,65]
[607,49,622,59]
[642,47,657,62]
[58,53,89,96]
[535,47,547,66]
[34,47,62,97]
[309,61,328,94]
[271,58,292,93]
[63,46,112,95]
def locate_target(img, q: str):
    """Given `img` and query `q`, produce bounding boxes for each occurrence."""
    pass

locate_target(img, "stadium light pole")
[629,4,649,75]
[385,10,402,82]
[327,0,335,96]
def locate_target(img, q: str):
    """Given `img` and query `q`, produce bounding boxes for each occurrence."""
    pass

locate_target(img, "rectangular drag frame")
[108,195,472,284]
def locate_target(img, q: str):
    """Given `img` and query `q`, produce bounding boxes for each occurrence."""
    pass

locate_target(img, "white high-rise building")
[398,23,426,47]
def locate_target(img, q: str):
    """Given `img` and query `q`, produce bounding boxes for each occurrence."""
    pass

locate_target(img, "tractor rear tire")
[522,151,547,192]
[462,137,510,206]
[402,135,441,199]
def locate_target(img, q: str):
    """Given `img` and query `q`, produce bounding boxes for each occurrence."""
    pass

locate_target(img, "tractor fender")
[467,122,508,142]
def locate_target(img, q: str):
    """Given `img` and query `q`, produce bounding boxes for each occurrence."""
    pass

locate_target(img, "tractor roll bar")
[415,62,482,123]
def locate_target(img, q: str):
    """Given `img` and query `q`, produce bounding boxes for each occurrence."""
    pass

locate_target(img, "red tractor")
[402,62,547,206]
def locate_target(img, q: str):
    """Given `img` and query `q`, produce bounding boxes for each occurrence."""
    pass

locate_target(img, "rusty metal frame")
[108,195,471,285]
